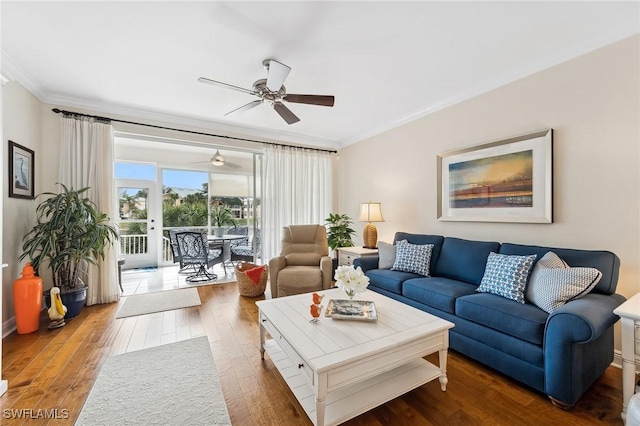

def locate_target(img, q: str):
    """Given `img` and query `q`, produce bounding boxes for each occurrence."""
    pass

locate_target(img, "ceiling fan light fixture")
[211,150,225,166]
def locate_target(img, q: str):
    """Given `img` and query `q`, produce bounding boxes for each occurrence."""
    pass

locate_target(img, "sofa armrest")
[268,256,287,297]
[546,293,625,343]
[354,255,380,272]
[543,292,626,405]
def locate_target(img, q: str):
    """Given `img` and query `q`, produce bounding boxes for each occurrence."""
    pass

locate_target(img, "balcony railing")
[119,234,173,262]
[119,226,210,264]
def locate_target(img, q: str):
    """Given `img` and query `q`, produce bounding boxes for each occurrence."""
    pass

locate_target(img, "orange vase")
[13,263,43,334]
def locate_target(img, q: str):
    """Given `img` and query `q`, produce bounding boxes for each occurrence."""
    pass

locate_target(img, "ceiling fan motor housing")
[253,79,286,103]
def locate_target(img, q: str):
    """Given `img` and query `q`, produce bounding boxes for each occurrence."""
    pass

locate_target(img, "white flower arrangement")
[334,265,370,299]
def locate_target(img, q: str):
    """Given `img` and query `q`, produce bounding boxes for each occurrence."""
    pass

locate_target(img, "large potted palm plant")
[19,184,119,318]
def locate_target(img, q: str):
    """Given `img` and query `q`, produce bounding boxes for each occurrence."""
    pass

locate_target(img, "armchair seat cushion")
[276,266,323,297]
[285,253,322,266]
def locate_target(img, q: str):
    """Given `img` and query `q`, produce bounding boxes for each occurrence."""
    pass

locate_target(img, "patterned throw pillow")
[391,240,434,276]
[525,251,602,314]
[377,241,397,269]
[477,252,537,303]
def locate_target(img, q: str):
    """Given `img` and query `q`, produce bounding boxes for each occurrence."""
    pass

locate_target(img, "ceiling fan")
[193,150,241,169]
[198,59,335,125]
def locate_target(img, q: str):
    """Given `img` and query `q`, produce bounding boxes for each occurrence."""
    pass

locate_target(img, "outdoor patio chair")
[174,231,226,282]
[169,229,198,274]
[231,229,260,263]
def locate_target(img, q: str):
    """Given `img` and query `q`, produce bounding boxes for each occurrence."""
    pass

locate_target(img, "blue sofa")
[354,232,625,407]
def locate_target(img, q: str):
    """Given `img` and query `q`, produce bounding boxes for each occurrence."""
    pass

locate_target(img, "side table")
[613,293,640,421]
[336,246,378,267]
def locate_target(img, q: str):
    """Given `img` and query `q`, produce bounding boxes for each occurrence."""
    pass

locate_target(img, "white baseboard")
[3,317,16,338]
[613,349,623,369]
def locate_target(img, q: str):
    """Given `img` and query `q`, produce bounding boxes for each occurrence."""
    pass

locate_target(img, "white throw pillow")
[526,251,602,314]
[377,241,397,269]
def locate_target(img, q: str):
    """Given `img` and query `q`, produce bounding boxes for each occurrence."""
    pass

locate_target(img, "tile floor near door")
[120,263,238,296]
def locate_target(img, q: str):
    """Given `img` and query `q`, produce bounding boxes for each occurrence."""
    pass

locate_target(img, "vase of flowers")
[334,265,370,302]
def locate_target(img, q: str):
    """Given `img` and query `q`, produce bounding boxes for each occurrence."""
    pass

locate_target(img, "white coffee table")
[256,288,454,426]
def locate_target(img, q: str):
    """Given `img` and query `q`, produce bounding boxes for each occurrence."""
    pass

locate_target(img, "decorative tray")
[325,299,377,321]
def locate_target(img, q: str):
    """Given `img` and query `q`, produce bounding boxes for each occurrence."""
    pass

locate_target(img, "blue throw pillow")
[477,252,537,303]
[391,240,433,276]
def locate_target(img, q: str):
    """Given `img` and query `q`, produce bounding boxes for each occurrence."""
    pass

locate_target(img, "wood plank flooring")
[1,282,625,425]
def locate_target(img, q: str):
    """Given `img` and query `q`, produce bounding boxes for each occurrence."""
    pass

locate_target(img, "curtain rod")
[51,108,338,154]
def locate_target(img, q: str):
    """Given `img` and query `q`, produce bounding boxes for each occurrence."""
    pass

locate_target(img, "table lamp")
[358,202,384,249]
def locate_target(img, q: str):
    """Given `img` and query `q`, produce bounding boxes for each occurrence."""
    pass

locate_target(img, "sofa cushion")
[433,237,500,285]
[499,243,619,295]
[477,252,537,303]
[365,269,420,294]
[402,277,477,314]
[526,251,602,313]
[456,293,548,345]
[392,240,434,276]
[377,241,397,269]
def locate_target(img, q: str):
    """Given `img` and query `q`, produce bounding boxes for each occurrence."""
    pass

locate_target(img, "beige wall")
[338,35,640,349]
[1,82,43,328]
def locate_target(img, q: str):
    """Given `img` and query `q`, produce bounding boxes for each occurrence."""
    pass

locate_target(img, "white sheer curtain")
[262,144,332,261]
[59,116,119,305]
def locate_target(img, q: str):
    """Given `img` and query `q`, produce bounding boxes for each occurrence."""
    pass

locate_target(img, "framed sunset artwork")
[437,129,553,223]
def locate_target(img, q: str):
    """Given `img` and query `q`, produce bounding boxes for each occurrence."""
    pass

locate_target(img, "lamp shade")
[358,202,384,223]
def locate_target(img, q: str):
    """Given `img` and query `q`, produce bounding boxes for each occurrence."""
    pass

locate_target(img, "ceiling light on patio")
[211,150,225,166]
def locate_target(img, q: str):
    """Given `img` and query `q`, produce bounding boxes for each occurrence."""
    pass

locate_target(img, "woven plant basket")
[235,262,268,297]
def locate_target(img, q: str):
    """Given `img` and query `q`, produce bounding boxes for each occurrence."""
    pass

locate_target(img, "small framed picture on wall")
[8,140,35,199]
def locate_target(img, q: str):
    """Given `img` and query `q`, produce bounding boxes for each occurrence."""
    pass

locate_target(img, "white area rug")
[75,337,231,425]
[116,288,201,319]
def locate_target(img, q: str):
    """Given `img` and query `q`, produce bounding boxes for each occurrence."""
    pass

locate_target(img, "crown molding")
[0,51,46,99]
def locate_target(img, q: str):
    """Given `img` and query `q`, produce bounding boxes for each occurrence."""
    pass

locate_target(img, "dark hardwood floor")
[0,282,624,425]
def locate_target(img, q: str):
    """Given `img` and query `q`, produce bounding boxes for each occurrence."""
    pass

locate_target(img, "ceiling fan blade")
[197,77,256,95]
[265,59,291,92]
[222,161,242,169]
[224,100,262,116]
[283,94,335,107]
[273,101,300,125]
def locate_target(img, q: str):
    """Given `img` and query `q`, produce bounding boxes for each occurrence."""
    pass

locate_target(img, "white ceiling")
[2,1,638,150]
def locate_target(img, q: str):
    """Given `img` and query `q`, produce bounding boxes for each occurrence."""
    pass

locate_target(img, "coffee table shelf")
[257,288,453,426]
[264,339,442,426]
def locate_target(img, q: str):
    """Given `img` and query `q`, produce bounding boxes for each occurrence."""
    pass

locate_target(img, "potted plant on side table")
[325,213,356,272]
[211,203,237,237]
[19,184,119,319]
